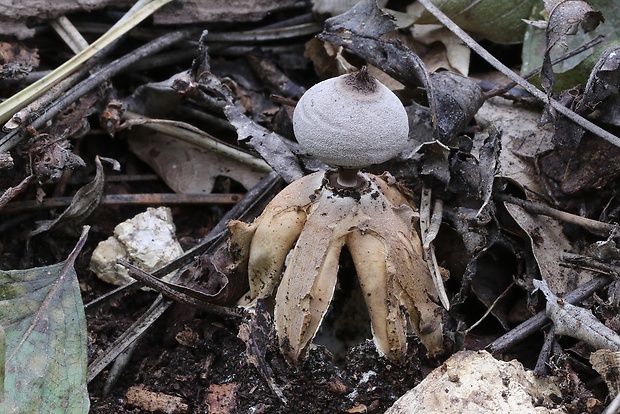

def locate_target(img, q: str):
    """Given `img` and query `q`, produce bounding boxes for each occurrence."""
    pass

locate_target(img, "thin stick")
[117,259,243,318]
[484,35,605,99]
[563,253,620,277]
[465,282,515,334]
[0,193,244,214]
[49,16,90,54]
[204,22,322,43]
[534,325,556,376]
[416,0,620,149]
[0,175,34,209]
[496,193,616,236]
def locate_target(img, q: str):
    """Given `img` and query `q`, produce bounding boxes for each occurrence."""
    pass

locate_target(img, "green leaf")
[410,0,539,44]
[522,0,620,90]
[0,230,90,413]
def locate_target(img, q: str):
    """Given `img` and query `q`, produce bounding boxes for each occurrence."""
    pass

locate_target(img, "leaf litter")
[2,0,620,412]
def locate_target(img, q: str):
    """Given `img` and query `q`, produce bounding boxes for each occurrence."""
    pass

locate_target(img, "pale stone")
[386,350,566,414]
[90,207,183,285]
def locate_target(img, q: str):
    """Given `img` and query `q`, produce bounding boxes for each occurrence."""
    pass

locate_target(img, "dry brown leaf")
[129,131,265,193]
[29,156,118,237]
[476,96,554,197]
[411,24,471,75]
[504,204,594,295]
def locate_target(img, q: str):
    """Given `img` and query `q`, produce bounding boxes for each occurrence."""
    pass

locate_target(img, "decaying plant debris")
[2,0,620,412]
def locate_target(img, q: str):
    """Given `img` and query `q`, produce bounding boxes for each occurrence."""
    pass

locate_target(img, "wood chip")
[204,382,239,414]
[125,385,188,413]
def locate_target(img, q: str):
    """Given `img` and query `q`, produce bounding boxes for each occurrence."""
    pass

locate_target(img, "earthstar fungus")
[228,68,445,365]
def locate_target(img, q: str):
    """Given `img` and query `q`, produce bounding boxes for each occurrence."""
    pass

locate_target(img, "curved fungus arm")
[274,185,364,365]
[229,172,325,303]
[391,231,444,356]
[275,229,344,365]
[247,207,307,300]
[347,229,408,361]
[358,175,444,356]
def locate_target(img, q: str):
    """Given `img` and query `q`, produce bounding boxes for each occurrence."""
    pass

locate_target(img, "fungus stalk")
[336,167,361,188]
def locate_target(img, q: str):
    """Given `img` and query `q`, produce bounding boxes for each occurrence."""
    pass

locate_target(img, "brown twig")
[534,325,556,376]
[116,259,243,319]
[0,193,244,214]
[495,193,616,237]
[0,175,34,210]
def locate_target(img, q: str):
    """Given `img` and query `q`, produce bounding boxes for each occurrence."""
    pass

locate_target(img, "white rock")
[386,350,566,414]
[90,207,184,285]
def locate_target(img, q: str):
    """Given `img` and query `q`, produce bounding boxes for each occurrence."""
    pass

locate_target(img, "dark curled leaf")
[29,156,119,237]
[552,91,584,147]
[448,151,483,201]
[552,47,620,148]
[324,0,397,38]
[580,46,620,111]
[417,141,452,188]
[476,127,502,217]
[430,71,484,142]
[318,30,431,89]
[125,72,191,117]
[317,0,431,90]
[541,0,604,95]
[181,245,250,306]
